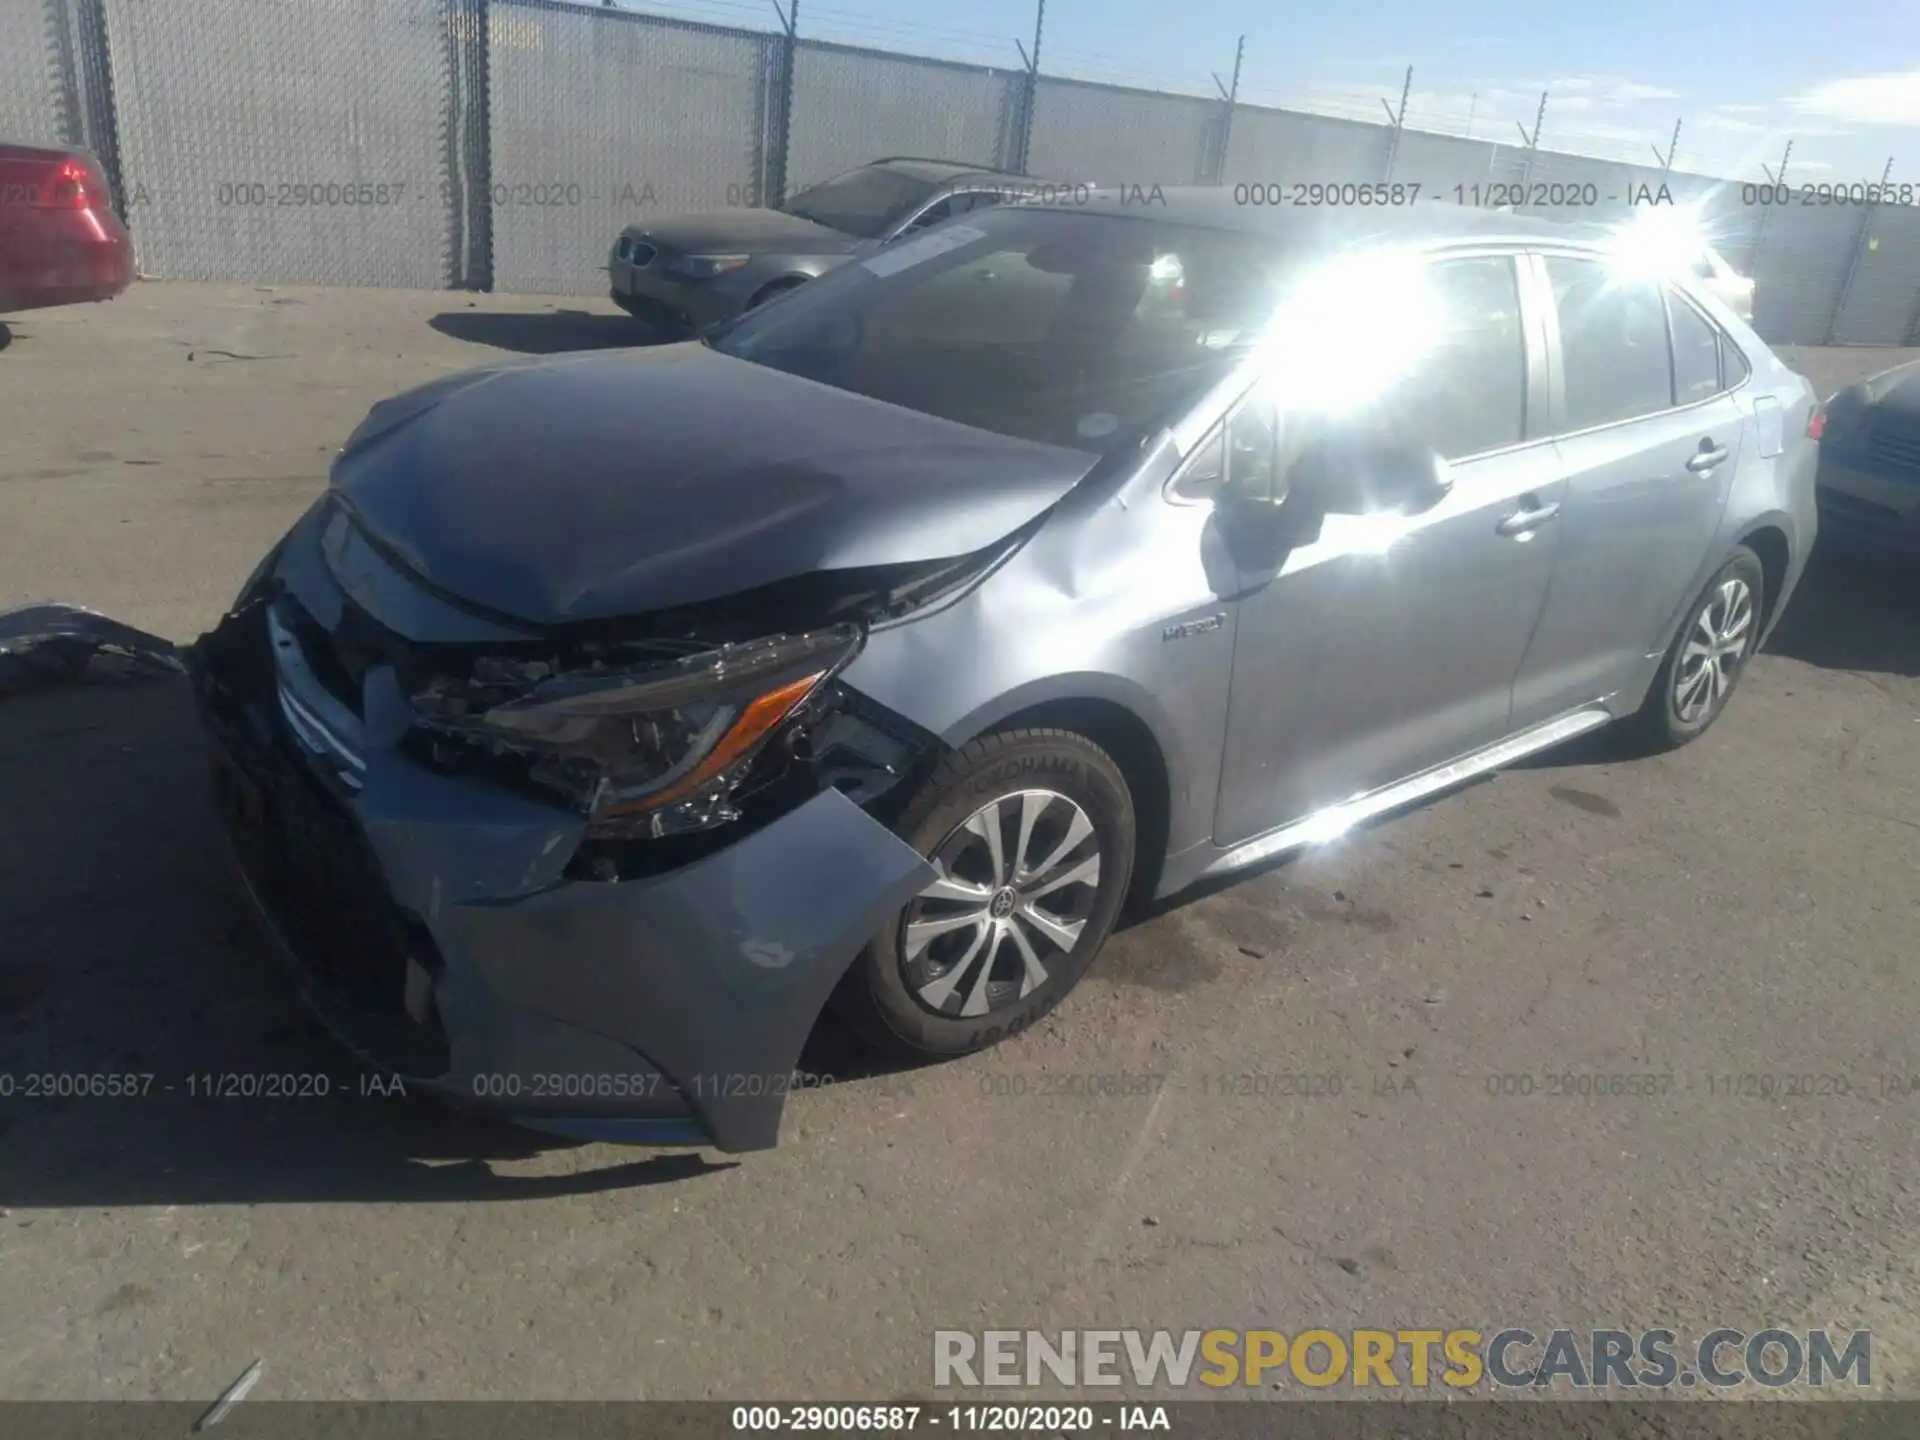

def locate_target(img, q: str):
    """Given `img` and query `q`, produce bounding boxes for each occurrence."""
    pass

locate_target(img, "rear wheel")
[1626,545,1765,751]
[839,728,1136,1060]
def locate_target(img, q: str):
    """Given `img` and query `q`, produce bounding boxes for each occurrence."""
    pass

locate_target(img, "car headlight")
[668,254,751,279]
[411,625,862,837]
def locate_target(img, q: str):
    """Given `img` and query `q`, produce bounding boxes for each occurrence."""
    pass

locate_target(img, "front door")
[1213,251,1565,847]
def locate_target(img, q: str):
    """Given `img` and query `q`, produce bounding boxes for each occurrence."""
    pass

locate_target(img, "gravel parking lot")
[1,284,1918,1403]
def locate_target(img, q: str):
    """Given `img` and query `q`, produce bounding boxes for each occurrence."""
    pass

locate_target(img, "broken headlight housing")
[411,624,863,837]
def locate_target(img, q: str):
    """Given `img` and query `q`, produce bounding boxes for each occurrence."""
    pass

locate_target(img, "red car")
[0,141,134,340]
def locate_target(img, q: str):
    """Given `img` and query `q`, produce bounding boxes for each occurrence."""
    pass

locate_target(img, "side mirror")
[1285,428,1454,519]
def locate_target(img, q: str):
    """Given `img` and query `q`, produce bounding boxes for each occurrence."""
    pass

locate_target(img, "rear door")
[1510,251,1743,726]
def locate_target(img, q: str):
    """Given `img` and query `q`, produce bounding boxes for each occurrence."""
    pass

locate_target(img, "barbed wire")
[575,0,1877,183]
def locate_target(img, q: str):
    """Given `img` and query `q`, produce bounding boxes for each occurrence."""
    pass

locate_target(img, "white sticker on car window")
[1077,413,1118,439]
[861,223,988,278]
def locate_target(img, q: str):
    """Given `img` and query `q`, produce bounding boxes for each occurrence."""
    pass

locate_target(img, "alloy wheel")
[1673,576,1754,724]
[898,788,1104,1019]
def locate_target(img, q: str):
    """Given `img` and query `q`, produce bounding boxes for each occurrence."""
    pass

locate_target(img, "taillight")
[19,158,107,211]
[1807,404,1827,441]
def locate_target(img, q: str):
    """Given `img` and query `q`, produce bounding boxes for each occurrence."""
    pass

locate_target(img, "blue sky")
[597,0,1920,180]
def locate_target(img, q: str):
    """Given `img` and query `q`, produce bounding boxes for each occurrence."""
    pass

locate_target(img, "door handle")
[1687,443,1730,472]
[1496,499,1561,537]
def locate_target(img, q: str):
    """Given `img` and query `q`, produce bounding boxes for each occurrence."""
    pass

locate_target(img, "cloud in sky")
[1263,69,1887,180]
[1788,72,1920,126]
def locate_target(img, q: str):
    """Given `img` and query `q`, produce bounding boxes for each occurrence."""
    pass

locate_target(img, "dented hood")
[329,343,1098,626]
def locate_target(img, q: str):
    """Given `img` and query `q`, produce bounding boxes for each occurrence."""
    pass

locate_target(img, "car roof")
[873,157,1027,185]
[1013,184,1618,253]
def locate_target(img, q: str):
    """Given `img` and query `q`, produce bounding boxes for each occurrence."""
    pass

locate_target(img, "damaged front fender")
[404,784,935,1152]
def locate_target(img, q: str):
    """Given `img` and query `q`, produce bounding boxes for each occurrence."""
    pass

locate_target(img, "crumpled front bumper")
[194,606,934,1153]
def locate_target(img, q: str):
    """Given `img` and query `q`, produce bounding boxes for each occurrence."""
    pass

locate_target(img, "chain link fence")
[101,0,457,287]
[786,41,1024,194]
[486,0,777,295]
[5,0,1914,344]
[1027,77,1219,186]
[0,0,64,145]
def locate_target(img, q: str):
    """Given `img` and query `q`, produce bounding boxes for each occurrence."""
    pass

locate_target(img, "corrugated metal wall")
[1028,77,1217,185]
[486,0,775,296]
[0,0,66,146]
[100,0,456,286]
[1752,204,1869,345]
[786,42,1021,193]
[1386,131,1505,191]
[1223,107,1392,185]
[1820,203,1920,346]
[9,0,1916,341]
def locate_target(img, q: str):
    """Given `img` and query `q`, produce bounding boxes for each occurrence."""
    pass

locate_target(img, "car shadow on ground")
[426,307,667,355]
[1764,541,1920,679]
[0,674,745,1207]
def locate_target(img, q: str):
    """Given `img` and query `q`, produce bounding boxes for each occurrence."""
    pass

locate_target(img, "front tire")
[840,728,1136,1060]
[1626,545,1765,751]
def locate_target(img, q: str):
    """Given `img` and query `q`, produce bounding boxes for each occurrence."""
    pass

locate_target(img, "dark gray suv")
[608,156,1041,333]
[197,192,1818,1153]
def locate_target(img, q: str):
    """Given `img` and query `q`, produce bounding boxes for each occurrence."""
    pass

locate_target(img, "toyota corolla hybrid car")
[194,192,1817,1153]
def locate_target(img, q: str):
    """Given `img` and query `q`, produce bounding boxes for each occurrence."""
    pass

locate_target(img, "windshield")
[711,207,1294,454]
[782,165,940,238]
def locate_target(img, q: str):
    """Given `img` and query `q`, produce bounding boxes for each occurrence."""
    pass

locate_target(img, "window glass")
[861,251,1074,350]
[1669,295,1723,405]
[1370,255,1527,460]
[1171,427,1225,501]
[714,207,1292,454]
[1722,336,1751,386]
[1226,397,1279,501]
[903,197,953,232]
[782,166,939,238]
[1545,255,1674,429]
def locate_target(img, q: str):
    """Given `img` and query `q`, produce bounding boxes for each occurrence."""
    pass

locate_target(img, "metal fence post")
[1746,140,1791,278]
[1652,118,1680,178]
[1381,65,1411,183]
[50,0,124,215]
[446,0,492,290]
[763,0,799,206]
[1515,90,1547,190]
[1825,155,1894,345]
[1012,0,1045,176]
[1205,36,1243,185]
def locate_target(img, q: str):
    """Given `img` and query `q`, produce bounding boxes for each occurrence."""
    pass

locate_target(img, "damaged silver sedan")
[194,193,1817,1151]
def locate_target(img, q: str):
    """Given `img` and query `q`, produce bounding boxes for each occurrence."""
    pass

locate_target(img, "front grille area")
[274,593,360,711]
[199,604,450,1076]
[1867,419,1920,475]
